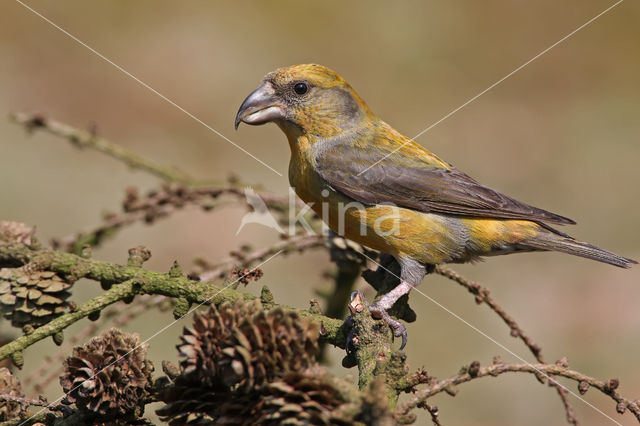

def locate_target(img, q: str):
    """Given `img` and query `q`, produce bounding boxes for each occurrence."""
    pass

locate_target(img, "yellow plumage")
[235,63,635,346]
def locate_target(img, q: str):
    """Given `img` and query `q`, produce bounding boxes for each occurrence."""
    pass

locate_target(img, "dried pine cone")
[179,299,319,391]
[157,377,254,426]
[158,368,358,426]
[253,367,358,425]
[0,367,26,421]
[0,268,73,328]
[60,328,154,422]
[158,300,331,425]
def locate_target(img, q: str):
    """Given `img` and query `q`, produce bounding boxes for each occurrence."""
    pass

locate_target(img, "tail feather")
[525,236,637,269]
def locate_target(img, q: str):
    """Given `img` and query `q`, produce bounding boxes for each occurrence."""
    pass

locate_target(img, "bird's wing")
[313,136,575,225]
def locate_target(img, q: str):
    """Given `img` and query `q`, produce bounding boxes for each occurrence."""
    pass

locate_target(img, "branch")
[52,184,290,254]
[396,360,640,423]
[435,266,542,357]
[0,239,346,360]
[23,295,167,396]
[0,278,137,361]
[194,233,325,282]
[10,112,206,186]
[435,265,578,424]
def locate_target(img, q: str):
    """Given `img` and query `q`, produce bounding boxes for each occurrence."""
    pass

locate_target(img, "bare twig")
[194,233,325,283]
[435,266,541,356]
[52,184,293,254]
[435,265,578,424]
[396,361,640,423]
[10,112,205,186]
[426,404,442,426]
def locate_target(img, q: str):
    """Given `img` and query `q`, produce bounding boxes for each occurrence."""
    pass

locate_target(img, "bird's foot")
[347,290,407,350]
[369,302,407,350]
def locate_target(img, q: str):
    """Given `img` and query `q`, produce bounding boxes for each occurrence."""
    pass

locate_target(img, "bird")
[235,64,636,348]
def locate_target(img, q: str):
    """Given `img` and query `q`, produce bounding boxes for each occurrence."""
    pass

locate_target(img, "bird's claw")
[369,303,408,349]
[347,290,408,350]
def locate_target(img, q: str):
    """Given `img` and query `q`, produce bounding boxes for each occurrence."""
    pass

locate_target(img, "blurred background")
[1,1,639,424]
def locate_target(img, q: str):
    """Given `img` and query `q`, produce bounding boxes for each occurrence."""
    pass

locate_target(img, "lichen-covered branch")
[23,295,168,396]
[0,239,346,361]
[0,279,137,362]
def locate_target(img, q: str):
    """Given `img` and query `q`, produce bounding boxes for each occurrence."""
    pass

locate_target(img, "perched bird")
[235,64,636,347]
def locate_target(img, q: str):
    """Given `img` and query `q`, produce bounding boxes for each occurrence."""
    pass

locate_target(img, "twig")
[195,233,325,282]
[9,112,204,186]
[10,113,315,255]
[435,266,541,356]
[52,185,256,254]
[435,265,578,424]
[396,361,640,423]
[426,404,442,426]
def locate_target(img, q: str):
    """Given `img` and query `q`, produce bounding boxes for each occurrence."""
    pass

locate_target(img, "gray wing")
[314,142,575,225]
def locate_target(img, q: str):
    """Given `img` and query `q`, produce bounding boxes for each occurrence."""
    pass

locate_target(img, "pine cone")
[0,367,26,421]
[254,367,358,425]
[0,267,73,328]
[179,299,319,391]
[158,300,327,425]
[60,328,154,422]
[159,367,358,426]
[157,376,254,425]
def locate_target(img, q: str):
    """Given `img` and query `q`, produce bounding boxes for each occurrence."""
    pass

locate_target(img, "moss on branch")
[0,241,346,361]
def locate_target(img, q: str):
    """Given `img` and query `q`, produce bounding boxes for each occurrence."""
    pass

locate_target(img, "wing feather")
[314,136,575,225]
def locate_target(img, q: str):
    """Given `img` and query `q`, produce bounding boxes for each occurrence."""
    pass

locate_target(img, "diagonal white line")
[359,251,622,425]
[20,250,285,425]
[357,0,624,176]
[14,0,283,177]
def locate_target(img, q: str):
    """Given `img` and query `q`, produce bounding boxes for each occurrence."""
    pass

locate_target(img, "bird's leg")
[368,285,412,349]
[369,258,430,349]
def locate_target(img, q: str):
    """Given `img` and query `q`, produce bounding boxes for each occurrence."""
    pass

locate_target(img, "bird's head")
[235,64,374,139]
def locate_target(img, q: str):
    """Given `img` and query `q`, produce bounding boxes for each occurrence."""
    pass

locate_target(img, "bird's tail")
[524,234,637,269]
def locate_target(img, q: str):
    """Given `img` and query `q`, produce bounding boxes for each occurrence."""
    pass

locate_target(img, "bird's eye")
[293,82,308,95]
